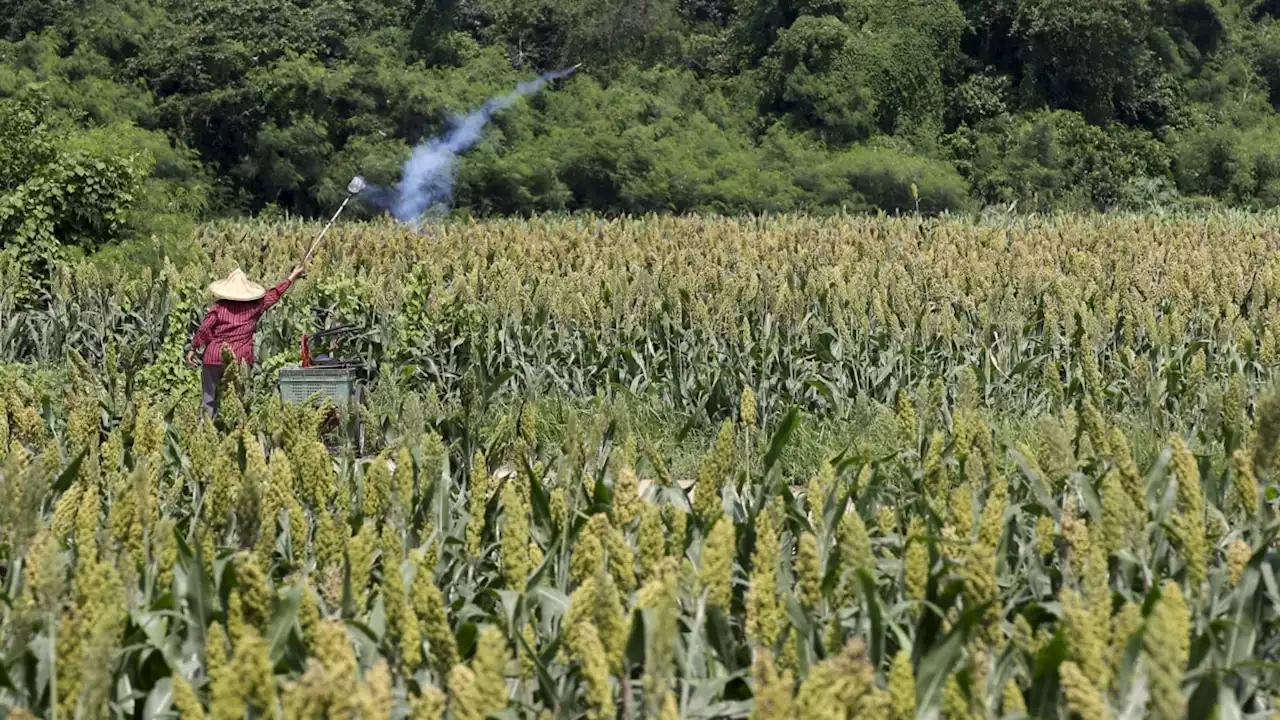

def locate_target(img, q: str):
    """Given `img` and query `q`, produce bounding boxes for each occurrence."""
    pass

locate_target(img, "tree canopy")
[4,0,1280,241]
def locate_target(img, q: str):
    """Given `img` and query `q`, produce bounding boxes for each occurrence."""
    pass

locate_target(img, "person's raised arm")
[262,266,305,310]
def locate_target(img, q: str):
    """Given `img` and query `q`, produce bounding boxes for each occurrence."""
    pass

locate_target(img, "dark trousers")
[201,363,225,418]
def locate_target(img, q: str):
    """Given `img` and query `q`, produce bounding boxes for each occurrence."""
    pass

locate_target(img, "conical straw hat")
[208,269,266,302]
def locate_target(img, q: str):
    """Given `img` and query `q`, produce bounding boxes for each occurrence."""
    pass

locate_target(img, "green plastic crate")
[278,365,357,405]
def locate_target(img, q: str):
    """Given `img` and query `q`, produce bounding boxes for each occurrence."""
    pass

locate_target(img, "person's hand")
[186,349,197,368]
[289,265,306,282]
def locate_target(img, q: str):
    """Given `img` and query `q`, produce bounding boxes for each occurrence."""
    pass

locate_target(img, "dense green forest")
[5,0,1280,249]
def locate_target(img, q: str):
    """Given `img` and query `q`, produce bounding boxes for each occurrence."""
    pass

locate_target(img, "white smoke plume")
[361,66,578,224]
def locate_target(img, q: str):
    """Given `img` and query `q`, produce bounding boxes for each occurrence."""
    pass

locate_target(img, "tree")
[1017,0,1157,122]
[0,94,148,297]
[474,0,684,71]
[1,0,77,42]
[761,15,877,143]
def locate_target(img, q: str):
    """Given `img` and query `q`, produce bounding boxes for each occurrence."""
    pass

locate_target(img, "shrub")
[0,93,149,298]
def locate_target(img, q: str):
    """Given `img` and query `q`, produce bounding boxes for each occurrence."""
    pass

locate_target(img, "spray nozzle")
[347,176,367,195]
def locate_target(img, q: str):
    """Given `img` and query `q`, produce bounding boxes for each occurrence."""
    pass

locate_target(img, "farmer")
[188,266,304,417]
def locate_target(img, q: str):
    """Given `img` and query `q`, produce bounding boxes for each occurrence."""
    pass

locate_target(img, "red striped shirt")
[190,279,293,365]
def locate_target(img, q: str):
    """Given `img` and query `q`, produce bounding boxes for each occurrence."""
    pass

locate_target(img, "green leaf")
[1186,674,1219,720]
[268,584,303,663]
[1031,628,1068,679]
[912,582,963,665]
[515,623,562,711]
[592,470,613,511]
[783,593,810,638]
[1072,471,1103,524]
[1116,626,1145,696]
[456,622,479,660]
[706,605,738,673]
[0,657,15,693]
[915,602,984,713]
[528,467,552,534]
[50,447,87,495]
[626,608,646,670]
[531,586,569,622]
[344,619,381,666]
[763,407,801,473]
[141,677,173,720]
[1215,684,1243,720]
[174,531,212,640]
[1144,447,1173,510]
[1027,628,1068,717]
[495,589,520,630]
[857,569,884,668]
[1010,448,1058,520]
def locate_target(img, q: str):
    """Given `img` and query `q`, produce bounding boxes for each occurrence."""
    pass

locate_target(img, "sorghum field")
[2,213,1280,719]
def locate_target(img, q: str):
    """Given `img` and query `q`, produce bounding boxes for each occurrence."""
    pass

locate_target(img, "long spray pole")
[303,176,366,264]
[303,196,351,264]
